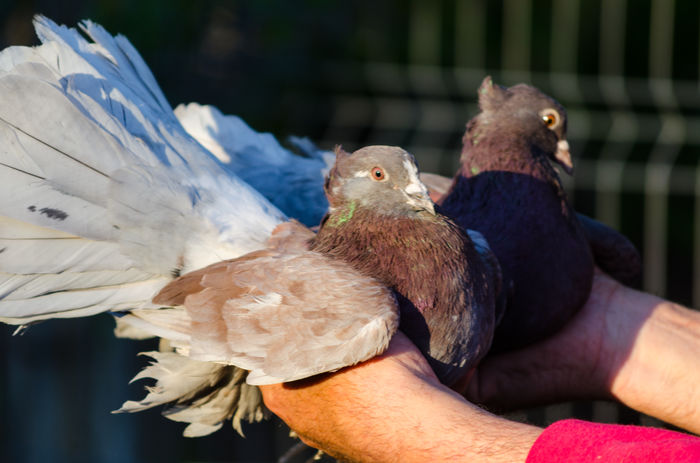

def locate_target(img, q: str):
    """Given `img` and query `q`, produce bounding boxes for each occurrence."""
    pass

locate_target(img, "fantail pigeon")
[437,76,641,352]
[0,17,500,436]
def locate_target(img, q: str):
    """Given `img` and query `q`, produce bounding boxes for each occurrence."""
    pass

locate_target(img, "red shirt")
[527,419,700,462]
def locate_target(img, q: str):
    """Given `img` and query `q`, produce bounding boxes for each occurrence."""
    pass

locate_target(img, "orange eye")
[371,167,385,181]
[541,109,559,129]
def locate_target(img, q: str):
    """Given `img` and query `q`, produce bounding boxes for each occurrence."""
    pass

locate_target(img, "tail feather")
[175,102,300,167]
[0,17,285,324]
[0,216,166,322]
[175,103,330,226]
[0,279,166,323]
[0,163,111,239]
[116,308,192,345]
[0,214,84,240]
[0,75,126,185]
[0,237,132,274]
[0,269,156,301]
[79,20,174,116]
[33,16,173,120]
[115,308,270,437]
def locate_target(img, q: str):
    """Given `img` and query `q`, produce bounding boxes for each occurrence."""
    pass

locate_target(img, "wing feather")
[153,246,399,385]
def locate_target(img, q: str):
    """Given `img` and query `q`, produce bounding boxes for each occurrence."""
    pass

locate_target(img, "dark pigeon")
[310,145,501,386]
[438,76,641,352]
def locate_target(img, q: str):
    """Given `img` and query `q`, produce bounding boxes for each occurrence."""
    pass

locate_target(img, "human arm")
[259,270,700,461]
[260,331,542,463]
[466,268,700,434]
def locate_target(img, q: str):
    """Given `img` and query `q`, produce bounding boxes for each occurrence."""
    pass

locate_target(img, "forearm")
[607,291,700,434]
[262,333,541,462]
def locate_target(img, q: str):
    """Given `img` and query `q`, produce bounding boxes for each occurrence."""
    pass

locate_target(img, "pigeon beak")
[554,140,574,175]
[405,190,436,215]
[403,166,436,215]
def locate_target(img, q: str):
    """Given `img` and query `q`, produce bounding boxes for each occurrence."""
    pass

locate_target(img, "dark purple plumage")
[439,77,640,352]
[576,213,642,288]
[311,145,499,386]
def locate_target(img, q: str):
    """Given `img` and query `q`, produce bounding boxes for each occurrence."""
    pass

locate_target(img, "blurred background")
[1,0,699,461]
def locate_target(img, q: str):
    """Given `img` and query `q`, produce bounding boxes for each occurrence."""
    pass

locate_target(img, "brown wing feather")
[266,220,315,252]
[152,251,267,306]
[153,221,315,307]
[148,221,398,385]
[181,249,399,384]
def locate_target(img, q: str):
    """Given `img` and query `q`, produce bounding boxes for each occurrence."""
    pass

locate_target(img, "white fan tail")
[0,16,285,324]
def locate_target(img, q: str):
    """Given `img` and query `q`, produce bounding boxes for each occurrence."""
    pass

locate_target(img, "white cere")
[402,159,429,196]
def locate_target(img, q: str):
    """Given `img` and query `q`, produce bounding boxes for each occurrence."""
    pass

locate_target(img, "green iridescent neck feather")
[326,200,357,227]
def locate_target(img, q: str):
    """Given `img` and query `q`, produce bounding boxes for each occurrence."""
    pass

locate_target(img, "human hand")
[464,268,622,407]
[466,268,700,434]
[261,331,540,463]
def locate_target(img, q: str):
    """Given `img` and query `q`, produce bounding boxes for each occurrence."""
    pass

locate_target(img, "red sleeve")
[527,419,700,462]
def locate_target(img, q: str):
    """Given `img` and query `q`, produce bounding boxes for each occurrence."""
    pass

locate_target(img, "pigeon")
[0,16,499,437]
[307,146,500,386]
[437,76,641,352]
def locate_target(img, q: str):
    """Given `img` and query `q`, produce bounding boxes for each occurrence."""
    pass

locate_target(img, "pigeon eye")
[371,167,385,181]
[540,109,560,129]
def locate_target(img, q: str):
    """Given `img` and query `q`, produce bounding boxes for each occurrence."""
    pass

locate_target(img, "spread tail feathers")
[0,16,285,325]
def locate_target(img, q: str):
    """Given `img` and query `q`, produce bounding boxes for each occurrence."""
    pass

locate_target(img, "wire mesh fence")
[1,1,698,461]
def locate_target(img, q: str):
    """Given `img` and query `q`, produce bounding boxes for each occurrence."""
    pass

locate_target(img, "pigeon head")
[324,145,435,220]
[474,76,573,175]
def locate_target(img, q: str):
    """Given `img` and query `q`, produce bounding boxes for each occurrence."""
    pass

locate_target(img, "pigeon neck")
[460,121,561,184]
[324,201,358,228]
[310,208,473,314]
